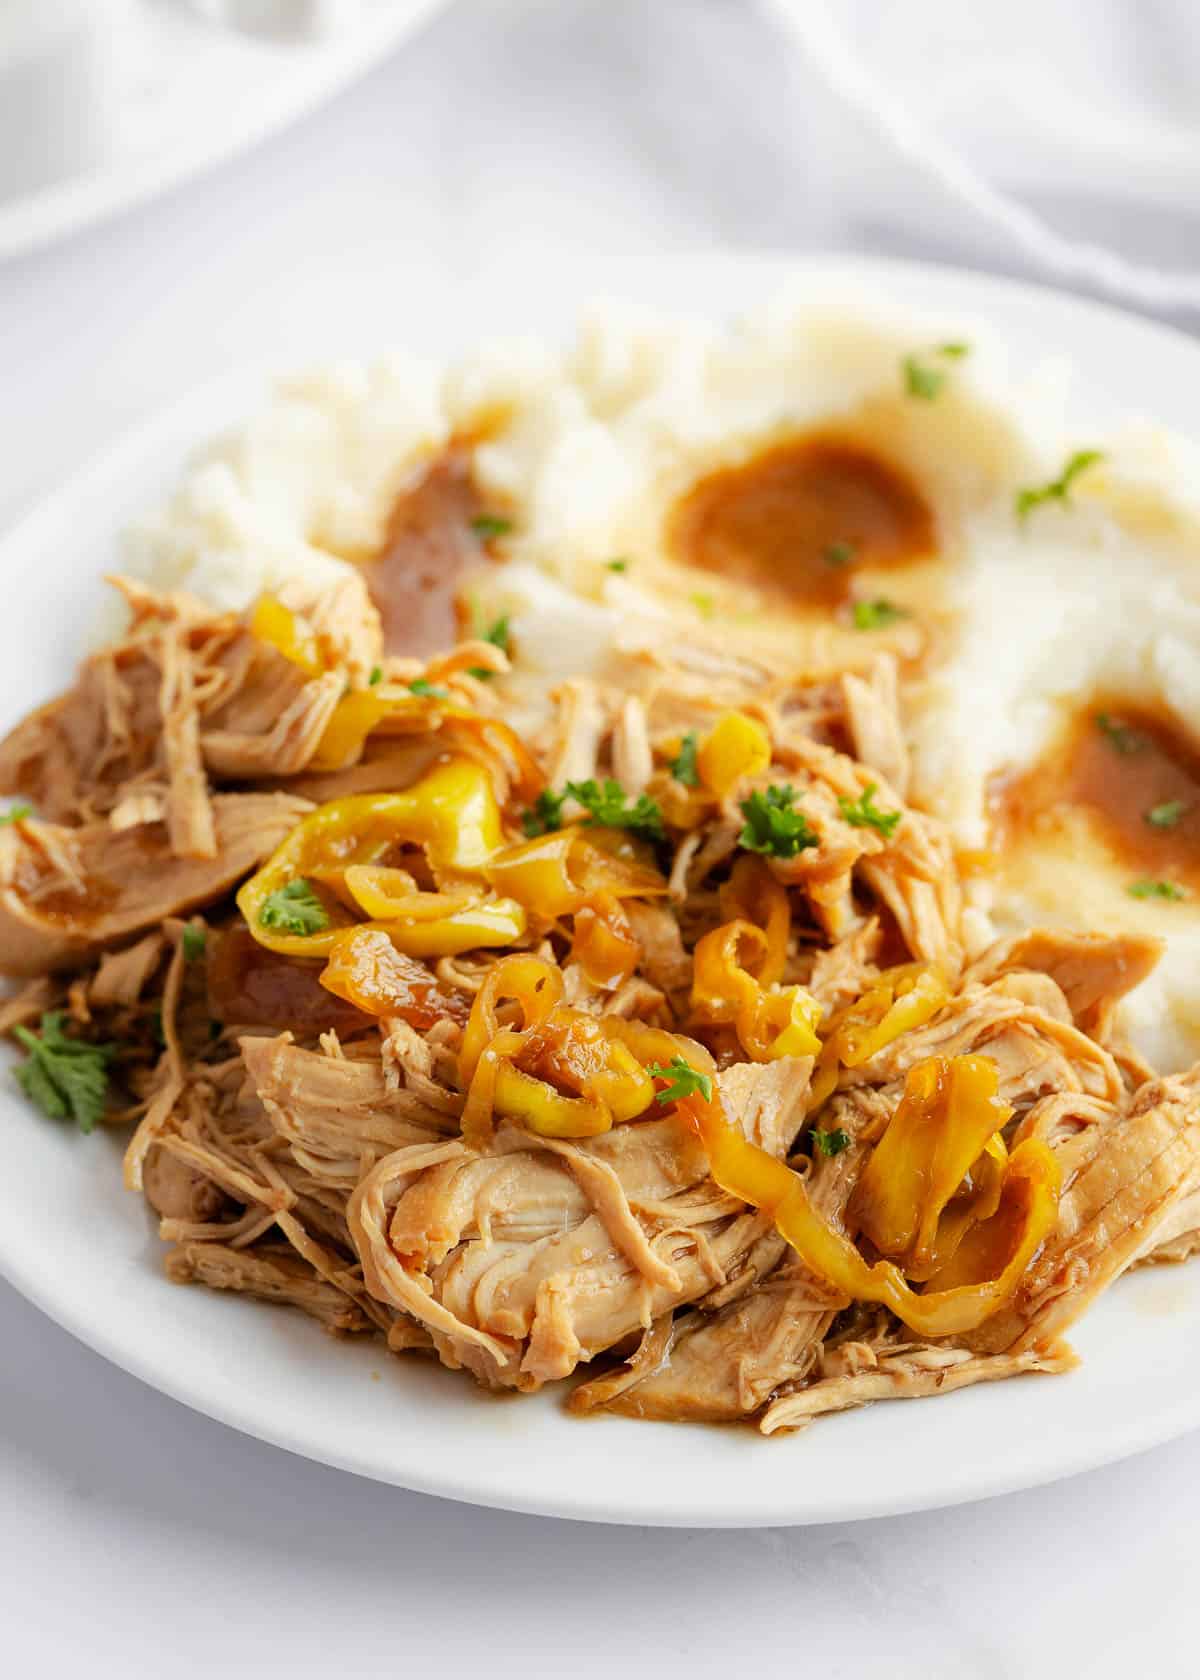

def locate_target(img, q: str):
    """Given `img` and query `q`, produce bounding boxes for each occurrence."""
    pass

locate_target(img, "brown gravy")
[666,435,935,609]
[991,697,1200,893]
[363,449,486,655]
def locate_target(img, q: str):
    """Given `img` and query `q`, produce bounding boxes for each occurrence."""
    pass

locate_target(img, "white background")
[2,4,1199,1675]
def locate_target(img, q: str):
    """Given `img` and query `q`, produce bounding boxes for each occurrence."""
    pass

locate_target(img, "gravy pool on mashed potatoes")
[122,294,1200,1069]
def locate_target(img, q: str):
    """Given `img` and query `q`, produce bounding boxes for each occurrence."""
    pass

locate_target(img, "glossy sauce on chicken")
[364,448,486,655]
[667,434,935,610]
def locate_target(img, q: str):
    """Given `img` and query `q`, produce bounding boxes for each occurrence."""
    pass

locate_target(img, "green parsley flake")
[564,778,665,843]
[470,514,513,540]
[669,731,700,788]
[646,1057,713,1106]
[902,342,970,401]
[13,1012,113,1134]
[407,678,449,699]
[368,665,383,686]
[606,558,629,573]
[811,1125,852,1158]
[823,541,856,569]
[258,878,330,936]
[837,782,902,838]
[1095,712,1144,756]
[1015,450,1104,521]
[520,788,567,838]
[0,803,31,825]
[690,592,715,619]
[1146,800,1188,829]
[851,598,907,632]
[738,785,819,860]
[1128,879,1187,902]
[468,615,511,680]
[181,925,207,962]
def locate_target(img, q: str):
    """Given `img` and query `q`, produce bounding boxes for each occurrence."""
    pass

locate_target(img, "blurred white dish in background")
[0,0,136,202]
[0,0,447,261]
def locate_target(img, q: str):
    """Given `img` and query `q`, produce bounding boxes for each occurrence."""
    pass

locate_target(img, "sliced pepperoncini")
[571,892,641,988]
[697,710,771,798]
[484,829,667,919]
[309,690,392,771]
[809,961,949,1110]
[670,1074,1060,1339]
[319,925,467,1028]
[458,953,656,1145]
[251,594,323,678]
[238,757,507,957]
[718,854,790,987]
[850,1055,1015,1280]
[691,919,820,1062]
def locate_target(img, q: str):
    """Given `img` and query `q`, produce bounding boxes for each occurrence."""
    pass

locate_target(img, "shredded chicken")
[4,563,1199,1448]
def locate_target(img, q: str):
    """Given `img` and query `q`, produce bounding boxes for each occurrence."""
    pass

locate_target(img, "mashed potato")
[123,292,1200,1068]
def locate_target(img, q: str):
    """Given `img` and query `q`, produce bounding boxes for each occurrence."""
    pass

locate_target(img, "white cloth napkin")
[766,0,1200,316]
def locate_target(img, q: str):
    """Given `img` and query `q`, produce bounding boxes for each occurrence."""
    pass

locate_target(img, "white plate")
[0,0,448,265]
[3,252,1200,1527]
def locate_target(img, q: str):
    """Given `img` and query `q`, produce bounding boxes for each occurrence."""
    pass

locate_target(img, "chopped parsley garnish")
[407,678,449,699]
[470,514,513,540]
[564,778,665,843]
[258,878,330,935]
[1127,879,1187,902]
[837,782,902,838]
[521,788,567,838]
[738,784,819,859]
[1015,450,1104,521]
[1146,800,1187,829]
[690,592,715,619]
[367,665,383,686]
[181,925,207,962]
[823,541,856,569]
[902,342,969,400]
[647,1057,713,1106]
[13,1012,113,1134]
[851,597,907,632]
[669,731,700,788]
[0,802,31,825]
[468,614,511,680]
[606,558,629,573]
[1095,711,1145,756]
[811,1125,852,1158]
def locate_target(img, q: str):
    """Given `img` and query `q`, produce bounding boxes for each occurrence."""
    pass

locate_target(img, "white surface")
[0,0,447,261]
[8,253,1200,1532]
[2,0,1199,1670]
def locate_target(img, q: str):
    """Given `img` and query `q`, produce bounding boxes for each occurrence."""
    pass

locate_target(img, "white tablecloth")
[1,5,1197,1674]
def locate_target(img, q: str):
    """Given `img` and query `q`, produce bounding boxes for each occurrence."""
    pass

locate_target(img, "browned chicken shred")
[2,557,1198,1442]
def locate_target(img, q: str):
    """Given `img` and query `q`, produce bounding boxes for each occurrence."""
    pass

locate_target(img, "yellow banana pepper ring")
[251,594,324,677]
[718,854,790,986]
[697,710,771,798]
[809,961,950,1110]
[459,954,563,1093]
[377,899,526,958]
[571,892,641,988]
[238,757,507,957]
[343,865,476,923]
[485,829,667,920]
[673,1078,1060,1339]
[850,1055,1015,1279]
[691,920,820,1062]
[491,1064,612,1139]
[309,690,393,771]
[458,954,657,1144]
